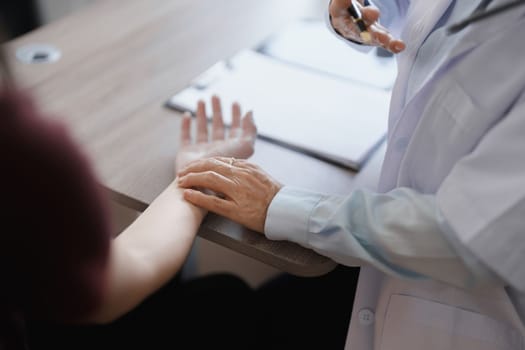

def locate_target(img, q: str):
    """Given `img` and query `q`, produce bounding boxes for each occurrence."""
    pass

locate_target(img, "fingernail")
[394,43,404,52]
[184,189,197,197]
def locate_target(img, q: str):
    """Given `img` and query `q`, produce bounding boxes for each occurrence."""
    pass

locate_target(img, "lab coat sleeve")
[265,185,500,290]
[437,90,525,293]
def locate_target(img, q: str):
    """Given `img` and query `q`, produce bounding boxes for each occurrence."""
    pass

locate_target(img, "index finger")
[369,23,406,53]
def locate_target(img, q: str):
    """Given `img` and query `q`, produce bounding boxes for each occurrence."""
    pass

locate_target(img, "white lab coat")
[344,0,525,349]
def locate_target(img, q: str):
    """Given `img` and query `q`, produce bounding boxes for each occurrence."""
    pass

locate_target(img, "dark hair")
[0,26,13,87]
[0,52,11,86]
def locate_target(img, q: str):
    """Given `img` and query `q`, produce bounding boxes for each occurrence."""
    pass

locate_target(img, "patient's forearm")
[87,180,205,323]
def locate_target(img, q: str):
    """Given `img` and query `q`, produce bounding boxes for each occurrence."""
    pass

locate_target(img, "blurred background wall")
[37,0,95,23]
[1,0,94,38]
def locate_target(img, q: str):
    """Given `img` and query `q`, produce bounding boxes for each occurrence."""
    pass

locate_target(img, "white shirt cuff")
[264,186,324,246]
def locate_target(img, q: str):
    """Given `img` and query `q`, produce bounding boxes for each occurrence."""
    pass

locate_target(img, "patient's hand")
[175,95,257,172]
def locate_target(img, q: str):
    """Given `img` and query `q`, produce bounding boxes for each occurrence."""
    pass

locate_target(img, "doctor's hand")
[329,0,406,53]
[175,96,257,172]
[177,157,282,233]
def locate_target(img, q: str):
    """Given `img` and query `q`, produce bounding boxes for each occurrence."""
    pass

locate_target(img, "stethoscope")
[447,0,525,34]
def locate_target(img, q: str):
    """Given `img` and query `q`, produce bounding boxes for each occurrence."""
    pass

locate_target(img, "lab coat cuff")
[264,186,323,247]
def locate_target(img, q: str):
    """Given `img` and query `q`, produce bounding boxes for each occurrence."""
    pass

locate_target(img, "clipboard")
[166,49,391,171]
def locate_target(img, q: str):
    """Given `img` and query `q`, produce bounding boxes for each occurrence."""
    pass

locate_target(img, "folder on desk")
[167,48,391,170]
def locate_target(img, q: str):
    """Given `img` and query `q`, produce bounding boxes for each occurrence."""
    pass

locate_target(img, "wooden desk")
[5,0,383,276]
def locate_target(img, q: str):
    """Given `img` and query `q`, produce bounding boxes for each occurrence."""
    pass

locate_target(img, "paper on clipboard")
[258,19,397,90]
[167,49,390,170]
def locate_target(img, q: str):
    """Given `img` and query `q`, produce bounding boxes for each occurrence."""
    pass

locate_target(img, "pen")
[347,0,372,43]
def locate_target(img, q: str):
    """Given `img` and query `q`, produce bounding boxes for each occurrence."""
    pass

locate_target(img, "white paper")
[258,19,397,90]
